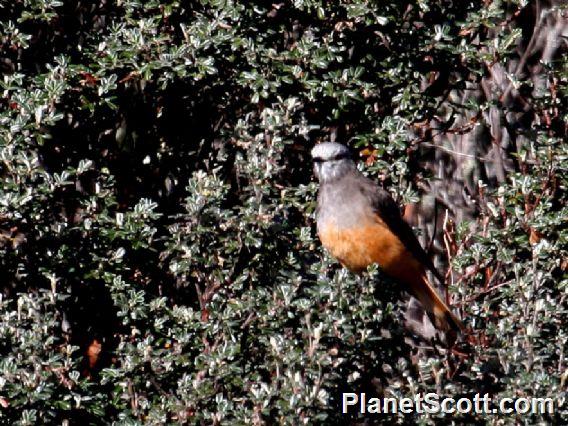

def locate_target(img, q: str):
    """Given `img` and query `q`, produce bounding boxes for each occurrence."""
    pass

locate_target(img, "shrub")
[0,0,566,423]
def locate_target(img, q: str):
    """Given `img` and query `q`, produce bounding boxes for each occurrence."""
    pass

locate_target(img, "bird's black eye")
[330,152,350,161]
[313,152,350,163]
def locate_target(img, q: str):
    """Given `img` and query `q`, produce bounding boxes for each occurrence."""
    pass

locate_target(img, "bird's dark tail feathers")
[409,274,464,333]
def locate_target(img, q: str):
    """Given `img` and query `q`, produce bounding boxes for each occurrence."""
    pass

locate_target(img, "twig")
[462,280,513,304]
[421,142,490,162]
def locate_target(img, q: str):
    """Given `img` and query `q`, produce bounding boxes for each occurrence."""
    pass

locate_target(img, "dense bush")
[0,0,566,424]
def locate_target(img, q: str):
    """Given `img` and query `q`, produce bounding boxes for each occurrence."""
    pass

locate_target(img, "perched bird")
[312,142,463,333]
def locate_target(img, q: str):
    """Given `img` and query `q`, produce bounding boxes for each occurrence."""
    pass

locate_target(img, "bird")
[311,142,463,334]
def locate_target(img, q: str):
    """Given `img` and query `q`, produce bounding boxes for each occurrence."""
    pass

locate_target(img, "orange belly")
[318,221,425,285]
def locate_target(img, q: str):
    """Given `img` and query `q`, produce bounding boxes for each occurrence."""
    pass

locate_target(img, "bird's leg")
[357,273,365,288]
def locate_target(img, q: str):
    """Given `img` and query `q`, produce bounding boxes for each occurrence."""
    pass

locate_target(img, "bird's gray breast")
[316,177,373,232]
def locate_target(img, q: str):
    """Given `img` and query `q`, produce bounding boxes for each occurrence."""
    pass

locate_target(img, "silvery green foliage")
[0,0,566,423]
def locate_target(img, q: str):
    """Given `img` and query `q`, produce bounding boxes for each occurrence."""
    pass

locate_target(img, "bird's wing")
[359,177,444,284]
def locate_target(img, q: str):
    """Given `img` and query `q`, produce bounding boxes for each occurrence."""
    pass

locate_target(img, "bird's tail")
[409,274,464,333]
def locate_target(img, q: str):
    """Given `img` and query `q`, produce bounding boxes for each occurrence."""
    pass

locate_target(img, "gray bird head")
[311,142,356,183]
